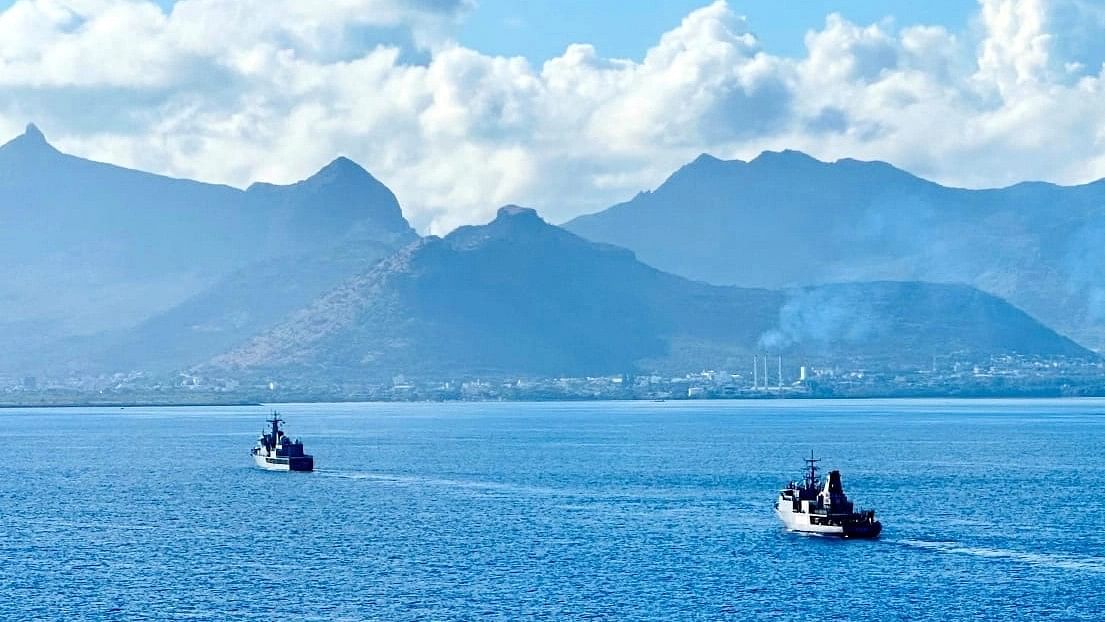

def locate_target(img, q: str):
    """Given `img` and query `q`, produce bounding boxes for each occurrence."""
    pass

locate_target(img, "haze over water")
[4,399,1104,620]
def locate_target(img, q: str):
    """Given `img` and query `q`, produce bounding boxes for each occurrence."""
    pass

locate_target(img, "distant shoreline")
[2,391,1104,409]
[0,400,262,409]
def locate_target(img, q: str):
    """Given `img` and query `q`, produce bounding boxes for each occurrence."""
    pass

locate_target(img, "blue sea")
[3,399,1105,620]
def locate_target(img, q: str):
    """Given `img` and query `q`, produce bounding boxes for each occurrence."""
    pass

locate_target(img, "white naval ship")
[774,453,881,538]
[251,413,314,472]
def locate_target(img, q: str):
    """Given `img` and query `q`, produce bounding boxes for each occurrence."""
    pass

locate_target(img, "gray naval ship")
[774,453,881,538]
[251,413,314,472]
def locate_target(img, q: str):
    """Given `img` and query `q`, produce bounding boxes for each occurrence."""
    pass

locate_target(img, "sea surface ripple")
[3,398,1104,620]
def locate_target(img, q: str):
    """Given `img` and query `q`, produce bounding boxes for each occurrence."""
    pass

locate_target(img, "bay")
[3,399,1104,620]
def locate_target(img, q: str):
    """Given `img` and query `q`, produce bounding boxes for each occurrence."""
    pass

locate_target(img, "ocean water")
[3,399,1105,621]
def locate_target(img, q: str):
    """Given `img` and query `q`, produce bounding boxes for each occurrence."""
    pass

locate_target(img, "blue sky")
[458,1,975,60]
[0,0,975,60]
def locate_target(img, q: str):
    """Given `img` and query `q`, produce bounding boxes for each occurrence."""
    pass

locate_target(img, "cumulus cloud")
[1,0,1105,233]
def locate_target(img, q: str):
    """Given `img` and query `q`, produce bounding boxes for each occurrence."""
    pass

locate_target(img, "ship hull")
[775,506,881,539]
[252,453,314,472]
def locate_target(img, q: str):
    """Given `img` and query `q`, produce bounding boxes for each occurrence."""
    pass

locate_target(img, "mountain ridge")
[0,123,418,373]
[563,149,1105,350]
[3,125,1096,380]
[204,206,1089,383]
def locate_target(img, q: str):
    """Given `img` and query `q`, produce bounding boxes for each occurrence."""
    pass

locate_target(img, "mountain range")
[564,150,1105,351]
[0,125,1094,384]
[0,124,415,372]
[204,206,1086,383]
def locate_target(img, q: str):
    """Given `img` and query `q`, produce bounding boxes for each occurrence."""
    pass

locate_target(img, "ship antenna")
[269,411,284,442]
[804,450,821,490]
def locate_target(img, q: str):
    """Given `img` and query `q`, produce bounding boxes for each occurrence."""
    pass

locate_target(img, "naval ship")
[774,453,881,538]
[251,413,314,472]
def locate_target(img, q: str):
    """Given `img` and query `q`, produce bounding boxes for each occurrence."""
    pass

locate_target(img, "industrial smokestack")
[753,355,759,389]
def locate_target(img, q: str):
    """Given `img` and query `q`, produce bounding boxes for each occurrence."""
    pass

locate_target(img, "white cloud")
[2,0,1105,234]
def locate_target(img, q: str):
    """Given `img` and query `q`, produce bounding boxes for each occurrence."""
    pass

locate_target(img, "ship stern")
[842,519,882,539]
[288,455,314,472]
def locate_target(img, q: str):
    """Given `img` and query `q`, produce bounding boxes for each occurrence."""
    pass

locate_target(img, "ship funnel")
[822,470,848,508]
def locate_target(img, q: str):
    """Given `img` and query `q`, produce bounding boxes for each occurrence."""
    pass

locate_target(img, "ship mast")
[269,412,284,447]
[803,450,821,491]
